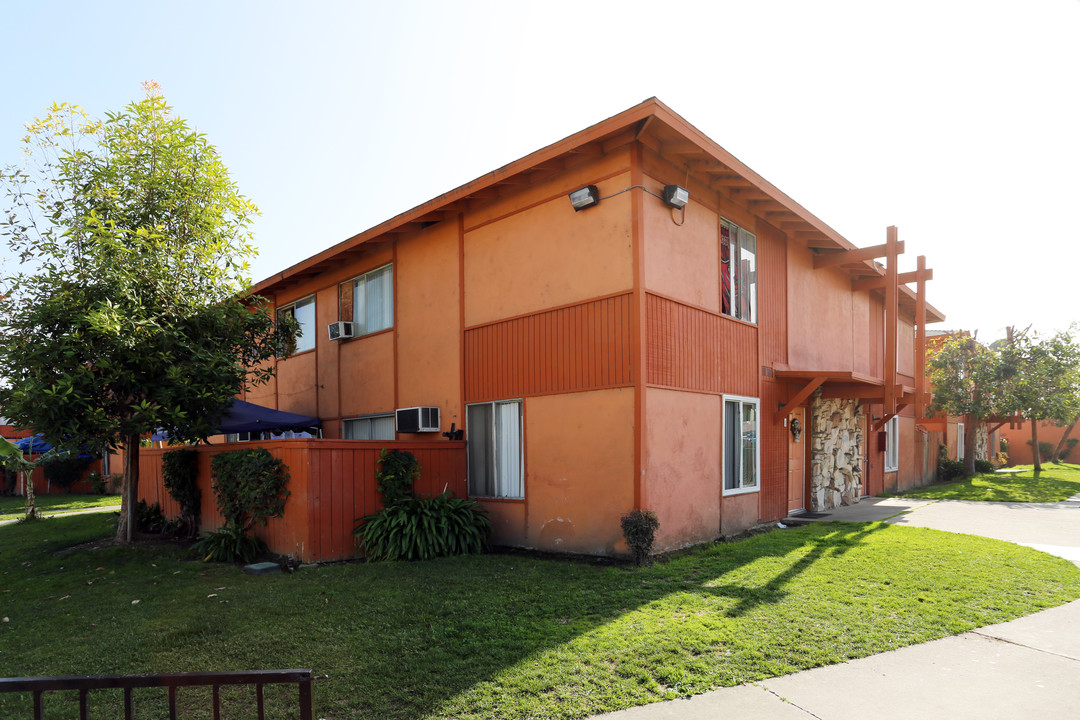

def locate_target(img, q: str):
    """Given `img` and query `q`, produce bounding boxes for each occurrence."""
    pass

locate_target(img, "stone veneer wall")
[810,393,864,511]
[976,424,988,461]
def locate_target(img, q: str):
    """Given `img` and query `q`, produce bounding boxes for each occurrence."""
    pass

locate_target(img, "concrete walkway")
[594,497,1080,720]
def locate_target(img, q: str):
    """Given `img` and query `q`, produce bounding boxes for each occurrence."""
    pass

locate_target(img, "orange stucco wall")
[642,181,720,312]
[1000,420,1076,466]
[519,387,635,555]
[463,175,634,327]
[787,244,856,371]
[643,388,722,550]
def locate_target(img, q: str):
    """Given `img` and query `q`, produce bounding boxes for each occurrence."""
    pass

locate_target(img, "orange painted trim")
[467,383,634,405]
[644,383,721,396]
[631,142,645,511]
[462,165,632,235]
[458,212,467,436]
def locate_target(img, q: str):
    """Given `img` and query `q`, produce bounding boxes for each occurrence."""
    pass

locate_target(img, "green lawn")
[1,514,1077,719]
[0,493,121,522]
[892,463,1080,503]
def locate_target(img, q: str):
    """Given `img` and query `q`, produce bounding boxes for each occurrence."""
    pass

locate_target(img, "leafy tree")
[999,327,1080,472]
[0,84,291,542]
[927,333,1012,476]
[1051,415,1078,464]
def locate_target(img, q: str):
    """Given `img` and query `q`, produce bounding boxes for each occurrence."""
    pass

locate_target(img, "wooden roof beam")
[775,376,828,423]
[813,240,905,270]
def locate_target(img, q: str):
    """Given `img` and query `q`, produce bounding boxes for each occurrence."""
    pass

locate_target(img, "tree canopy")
[0,84,291,540]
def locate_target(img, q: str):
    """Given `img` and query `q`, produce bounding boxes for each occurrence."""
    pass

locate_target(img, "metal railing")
[0,669,315,719]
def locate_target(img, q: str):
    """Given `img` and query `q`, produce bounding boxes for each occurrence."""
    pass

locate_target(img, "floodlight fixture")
[663,185,689,209]
[569,185,600,211]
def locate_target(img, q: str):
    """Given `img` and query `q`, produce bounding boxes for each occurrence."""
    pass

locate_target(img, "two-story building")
[227,98,945,556]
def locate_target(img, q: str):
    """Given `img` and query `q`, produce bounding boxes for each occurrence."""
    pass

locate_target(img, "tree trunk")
[963,415,978,475]
[116,434,141,543]
[23,470,37,520]
[1051,415,1078,463]
[1031,418,1041,473]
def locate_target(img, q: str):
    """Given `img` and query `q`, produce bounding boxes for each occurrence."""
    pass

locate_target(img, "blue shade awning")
[215,399,322,435]
[152,399,322,441]
[15,434,51,453]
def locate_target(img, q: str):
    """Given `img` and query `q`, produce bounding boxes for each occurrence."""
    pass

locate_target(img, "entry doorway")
[787,407,806,514]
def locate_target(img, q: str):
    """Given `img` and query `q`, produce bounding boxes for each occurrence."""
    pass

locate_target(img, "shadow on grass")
[3,515,1066,720]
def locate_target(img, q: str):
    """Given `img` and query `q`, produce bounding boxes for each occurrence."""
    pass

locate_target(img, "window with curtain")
[884,416,899,472]
[723,396,759,494]
[342,414,395,441]
[956,422,965,462]
[466,400,523,499]
[352,264,393,336]
[720,219,757,323]
[277,296,315,355]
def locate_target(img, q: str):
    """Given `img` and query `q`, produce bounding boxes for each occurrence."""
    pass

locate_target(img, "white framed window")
[467,400,523,499]
[956,422,965,461]
[720,219,757,323]
[278,295,315,355]
[352,264,393,336]
[884,416,899,472]
[343,414,395,441]
[723,395,759,495]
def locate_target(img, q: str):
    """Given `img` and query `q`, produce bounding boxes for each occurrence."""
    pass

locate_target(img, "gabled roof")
[251,98,943,322]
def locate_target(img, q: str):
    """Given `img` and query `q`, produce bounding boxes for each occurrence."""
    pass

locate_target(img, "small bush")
[136,500,166,534]
[376,449,419,506]
[620,509,660,566]
[42,455,92,492]
[356,492,491,561]
[193,525,267,564]
[209,448,290,531]
[974,459,995,474]
[86,471,108,495]
[1027,440,1054,462]
[162,448,201,536]
[1061,438,1078,461]
[938,458,967,482]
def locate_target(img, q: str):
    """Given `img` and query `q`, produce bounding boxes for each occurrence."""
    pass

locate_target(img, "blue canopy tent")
[152,398,322,442]
[14,434,93,459]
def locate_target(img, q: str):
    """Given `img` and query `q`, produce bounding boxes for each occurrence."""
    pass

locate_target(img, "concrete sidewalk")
[594,497,1080,720]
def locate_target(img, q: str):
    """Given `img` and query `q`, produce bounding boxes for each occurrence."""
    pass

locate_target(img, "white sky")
[2,0,1078,342]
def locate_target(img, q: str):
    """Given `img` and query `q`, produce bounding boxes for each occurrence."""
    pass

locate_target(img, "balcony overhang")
[773,370,915,424]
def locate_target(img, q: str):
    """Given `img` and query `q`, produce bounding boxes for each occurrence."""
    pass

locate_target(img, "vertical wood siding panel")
[463,293,633,401]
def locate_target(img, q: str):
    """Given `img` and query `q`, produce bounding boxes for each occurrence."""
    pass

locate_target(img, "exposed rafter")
[813,241,905,270]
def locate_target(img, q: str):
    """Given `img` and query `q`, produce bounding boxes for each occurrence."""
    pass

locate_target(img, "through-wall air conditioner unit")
[396,406,440,433]
[327,321,355,341]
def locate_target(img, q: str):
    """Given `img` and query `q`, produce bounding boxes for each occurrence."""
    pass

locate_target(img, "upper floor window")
[278,296,315,355]
[721,219,757,323]
[341,264,393,336]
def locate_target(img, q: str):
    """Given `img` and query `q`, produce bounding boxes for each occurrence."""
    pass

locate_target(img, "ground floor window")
[343,414,395,441]
[884,416,899,472]
[467,400,523,499]
[956,422,965,461]
[723,395,759,494]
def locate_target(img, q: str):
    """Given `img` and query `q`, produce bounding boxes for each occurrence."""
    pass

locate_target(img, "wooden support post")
[915,255,928,418]
[775,376,827,424]
[884,227,900,416]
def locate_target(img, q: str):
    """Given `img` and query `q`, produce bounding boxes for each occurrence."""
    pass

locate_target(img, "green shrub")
[42,455,92,492]
[620,509,660,566]
[356,492,491,561]
[354,449,490,561]
[974,458,995,474]
[162,448,201,536]
[938,458,967,482]
[1027,440,1054,462]
[192,525,267,564]
[209,448,290,531]
[136,500,166,534]
[86,471,108,494]
[196,448,290,563]
[375,448,419,506]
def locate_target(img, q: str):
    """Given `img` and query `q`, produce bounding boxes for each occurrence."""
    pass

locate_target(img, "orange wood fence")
[139,440,467,563]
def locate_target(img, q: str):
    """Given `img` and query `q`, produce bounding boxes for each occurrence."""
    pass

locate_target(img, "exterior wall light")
[568,185,600,211]
[663,184,689,208]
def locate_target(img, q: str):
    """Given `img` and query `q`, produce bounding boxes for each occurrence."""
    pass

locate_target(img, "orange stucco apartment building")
[149,99,948,559]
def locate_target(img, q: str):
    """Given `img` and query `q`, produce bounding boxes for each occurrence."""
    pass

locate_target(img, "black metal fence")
[0,669,315,719]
